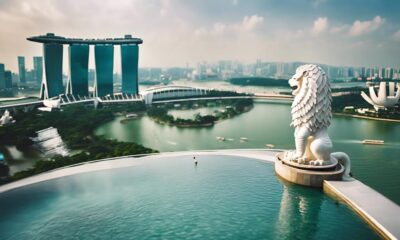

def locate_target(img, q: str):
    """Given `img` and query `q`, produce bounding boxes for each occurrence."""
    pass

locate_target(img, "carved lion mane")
[290,64,332,132]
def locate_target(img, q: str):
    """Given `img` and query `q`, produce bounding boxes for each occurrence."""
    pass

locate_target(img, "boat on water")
[226,138,234,141]
[362,139,384,145]
[216,136,225,141]
[120,113,140,124]
[265,144,275,148]
[240,137,248,141]
[126,113,138,118]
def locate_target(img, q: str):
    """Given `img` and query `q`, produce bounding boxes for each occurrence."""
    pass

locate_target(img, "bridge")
[58,93,142,106]
[0,99,43,111]
[0,85,296,112]
[141,85,293,104]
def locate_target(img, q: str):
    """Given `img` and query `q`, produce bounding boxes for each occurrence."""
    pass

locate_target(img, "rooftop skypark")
[27,33,143,45]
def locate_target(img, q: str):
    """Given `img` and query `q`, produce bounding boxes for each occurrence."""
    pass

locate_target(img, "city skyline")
[0,0,400,72]
[3,57,400,88]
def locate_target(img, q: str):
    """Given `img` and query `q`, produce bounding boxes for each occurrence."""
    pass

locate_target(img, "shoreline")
[334,112,400,123]
[149,107,253,128]
[151,118,214,128]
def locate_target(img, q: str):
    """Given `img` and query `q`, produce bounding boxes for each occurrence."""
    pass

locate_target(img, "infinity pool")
[0,154,379,239]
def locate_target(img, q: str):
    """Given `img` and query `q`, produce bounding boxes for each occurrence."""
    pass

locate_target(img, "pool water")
[0,155,379,239]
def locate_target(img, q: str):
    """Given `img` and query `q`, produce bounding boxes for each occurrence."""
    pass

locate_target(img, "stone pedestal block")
[275,152,344,188]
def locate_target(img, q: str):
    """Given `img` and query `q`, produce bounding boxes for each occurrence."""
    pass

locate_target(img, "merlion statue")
[283,64,351,180]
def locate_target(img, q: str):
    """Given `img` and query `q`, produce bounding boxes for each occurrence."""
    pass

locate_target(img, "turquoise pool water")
[0,155,379,239]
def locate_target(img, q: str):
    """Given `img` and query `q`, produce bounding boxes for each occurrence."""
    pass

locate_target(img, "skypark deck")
[27,33,143,45]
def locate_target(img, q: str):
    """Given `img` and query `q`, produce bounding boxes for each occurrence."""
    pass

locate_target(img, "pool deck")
[324,180,400,240]
[0,149,278,194]
[1,149,399,239]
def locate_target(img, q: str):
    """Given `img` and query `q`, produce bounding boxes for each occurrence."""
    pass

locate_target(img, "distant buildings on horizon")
[0,56,43,92]
[1,56,400,93]
[184,60,400,81]
[137,61,400,82]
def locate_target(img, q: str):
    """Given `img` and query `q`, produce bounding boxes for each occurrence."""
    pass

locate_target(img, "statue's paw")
[283,151,298,162]
[310,160,324,166]
[297,157,308,164]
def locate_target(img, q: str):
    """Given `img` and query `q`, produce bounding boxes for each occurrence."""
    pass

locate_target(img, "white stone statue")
[283,64,352,180]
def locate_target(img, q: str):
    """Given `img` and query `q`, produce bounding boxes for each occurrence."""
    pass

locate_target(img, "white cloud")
[160,0,170,17]
[349,16,385,36]
[393,30,400,41]
[194,15,264,37]
[330,25,349,34]
[241,15,264,31]
[312,0,327,8]
[213,23,226,34]
[312,17,328,35]
[0,0,398,71]
[194,27,207,36]
[279,29,305,40]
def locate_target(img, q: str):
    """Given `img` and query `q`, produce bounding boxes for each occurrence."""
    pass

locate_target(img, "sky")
[0,0,400,72]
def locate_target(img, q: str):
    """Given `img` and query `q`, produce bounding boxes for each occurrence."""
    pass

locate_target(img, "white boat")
[126,113,138,118]
[216,136,225,141]
[226,138,234,141]
[265,144,275,148]
[362,139,384,145]
[240,137,248,141]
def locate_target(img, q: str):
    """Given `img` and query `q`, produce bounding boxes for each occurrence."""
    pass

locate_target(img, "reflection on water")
[166,140,178,145]
[0,146,40,175]
[6,146,23,159]
[276,182,322,239]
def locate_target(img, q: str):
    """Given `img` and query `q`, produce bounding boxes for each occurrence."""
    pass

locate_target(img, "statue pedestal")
[275,152,344,188]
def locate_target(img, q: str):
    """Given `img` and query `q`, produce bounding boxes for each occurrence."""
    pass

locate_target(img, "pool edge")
[324,180,400,240]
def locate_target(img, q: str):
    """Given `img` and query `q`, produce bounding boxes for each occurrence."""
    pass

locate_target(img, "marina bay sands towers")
[27,33,143,99]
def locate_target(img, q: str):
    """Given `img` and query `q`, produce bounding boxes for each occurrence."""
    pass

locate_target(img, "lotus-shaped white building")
[361,82,400,110]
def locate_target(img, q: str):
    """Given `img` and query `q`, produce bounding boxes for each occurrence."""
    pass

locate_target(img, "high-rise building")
[361,67,366,78]
[28,33,142,99]
[95,45,114,97]
[121,44,139,94]
[0,64,5,89]
[41,43,64,98]
[378,67,384,79]
[33,56,43,83]
[17,56,26,84]
[67,44,89,96]
[276,63,285,77]
[384,67,393,79]
[4,71,12,89]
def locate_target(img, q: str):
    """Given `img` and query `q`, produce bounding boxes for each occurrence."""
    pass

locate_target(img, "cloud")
[213,23,226,34]
[393,30,400,41]
[241,15,264,31]
[195,15,264,36]
[160,0,170,17]
[330,25,349,34]
[349,16,385,36]
[312,0,327,8]
[0,0,399,71]
[312,17,328,35]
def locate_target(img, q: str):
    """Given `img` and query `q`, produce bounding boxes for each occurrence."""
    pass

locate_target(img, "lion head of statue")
[289,64,332,132]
